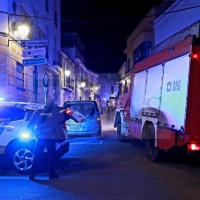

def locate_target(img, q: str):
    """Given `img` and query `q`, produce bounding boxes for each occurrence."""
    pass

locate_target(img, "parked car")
[63,100,102,137]
[0,102,70,173]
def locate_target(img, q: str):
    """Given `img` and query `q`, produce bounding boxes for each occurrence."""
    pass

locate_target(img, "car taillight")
[65,108,73,115]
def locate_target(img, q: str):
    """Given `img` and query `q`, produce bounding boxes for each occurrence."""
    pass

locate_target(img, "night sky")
[61,0,164,73]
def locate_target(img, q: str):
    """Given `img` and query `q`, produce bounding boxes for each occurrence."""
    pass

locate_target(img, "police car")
[0,102,69,173]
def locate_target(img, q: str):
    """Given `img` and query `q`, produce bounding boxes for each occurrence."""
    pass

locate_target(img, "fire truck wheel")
[143,123,161,162]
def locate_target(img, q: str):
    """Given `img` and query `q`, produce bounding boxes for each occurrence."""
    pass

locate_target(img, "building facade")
[0,1,100,106]
[61,33,100,104]
[0,0,61,104]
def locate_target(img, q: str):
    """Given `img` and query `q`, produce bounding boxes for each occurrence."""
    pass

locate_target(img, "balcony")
[61,78,75,92]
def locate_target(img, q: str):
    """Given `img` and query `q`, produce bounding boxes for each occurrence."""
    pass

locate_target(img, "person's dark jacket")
[28,105,70,140]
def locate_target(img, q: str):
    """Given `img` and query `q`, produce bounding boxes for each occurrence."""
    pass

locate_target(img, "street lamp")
[65,68,70,77]
[94,86,99,91]
[16,24,30,39]
[80,80,86,88]
[8,22,30,45]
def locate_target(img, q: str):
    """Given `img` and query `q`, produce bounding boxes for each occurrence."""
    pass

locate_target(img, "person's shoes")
[49,174,59,180]
[29,174,35,180]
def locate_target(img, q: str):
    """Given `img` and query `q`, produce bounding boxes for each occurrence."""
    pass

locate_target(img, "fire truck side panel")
[159,53,190,130]
[143,64,163,115]
[185,45,200,144]
[130,70,147,119]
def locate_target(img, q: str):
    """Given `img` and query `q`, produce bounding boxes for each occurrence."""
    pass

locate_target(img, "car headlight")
[19,131,32,140]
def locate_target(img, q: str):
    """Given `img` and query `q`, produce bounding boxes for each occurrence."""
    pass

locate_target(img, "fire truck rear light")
[193,54,198,58]
[191,53,199,59]
[187,143,200,151]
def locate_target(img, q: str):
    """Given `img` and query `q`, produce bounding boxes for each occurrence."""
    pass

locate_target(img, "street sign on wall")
[23,57,46,66]
[21,40,49,47]
[23,47,46,57]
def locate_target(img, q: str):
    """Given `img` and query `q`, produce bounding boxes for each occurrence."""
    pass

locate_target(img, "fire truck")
[114,36,200,161]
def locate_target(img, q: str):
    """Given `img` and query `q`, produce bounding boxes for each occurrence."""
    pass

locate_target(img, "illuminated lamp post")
[62,67,70,88]
[80,80,86,88]
[94,86,99,92]
[15,24,30,40]
[60,67,72,103]
[8,20,30,101]
[65,67,70,77]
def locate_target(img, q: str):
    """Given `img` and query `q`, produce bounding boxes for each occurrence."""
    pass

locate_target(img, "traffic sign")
[23,47,46,57]
[21,40,48,47]
[23,57,46,66]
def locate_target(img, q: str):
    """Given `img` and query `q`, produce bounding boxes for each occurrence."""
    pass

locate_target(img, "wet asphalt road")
[1,110,200,200]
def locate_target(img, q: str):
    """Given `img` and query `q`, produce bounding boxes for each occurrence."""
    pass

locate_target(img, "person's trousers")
[30,139,57,177]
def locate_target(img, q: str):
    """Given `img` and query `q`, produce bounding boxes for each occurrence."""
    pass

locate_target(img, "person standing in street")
[28,99,71,180]
[100,98,106,112]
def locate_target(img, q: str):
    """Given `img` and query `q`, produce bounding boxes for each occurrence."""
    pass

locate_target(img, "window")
[33,70,38,94]
[71,79,75,90]
[125,80,129,93]
[126,58,130,73]
[66,103,95,116]
[12,1,17,14]
[134,41,152,65]
[46,0,49,12]
[54,11,57,26]
[117,83,122,97]
[110,85,114,94]
[16,62,25,88]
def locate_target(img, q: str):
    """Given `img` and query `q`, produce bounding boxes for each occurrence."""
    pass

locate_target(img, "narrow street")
[101,109,116,137]
[1,111,200,200]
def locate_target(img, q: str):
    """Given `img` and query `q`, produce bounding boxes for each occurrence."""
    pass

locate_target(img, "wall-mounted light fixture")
[15,24,30,40]
[79,78,86,88]
[80,81,86,88]
[65,68,70,77]
[8,18,30,44]
[94,86,99,91]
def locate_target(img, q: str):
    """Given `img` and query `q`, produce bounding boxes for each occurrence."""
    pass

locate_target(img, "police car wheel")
[9,146,34,174]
